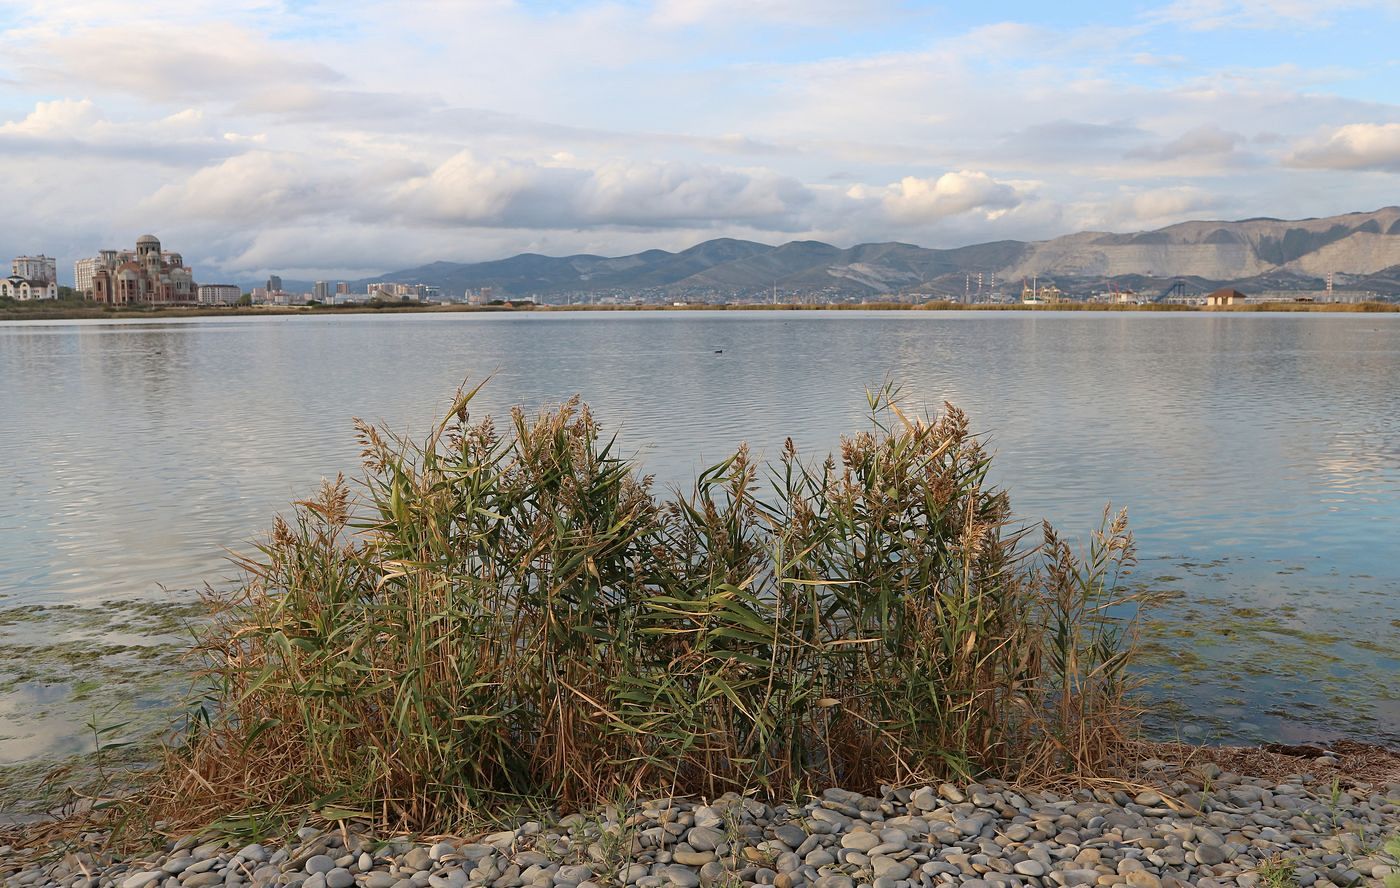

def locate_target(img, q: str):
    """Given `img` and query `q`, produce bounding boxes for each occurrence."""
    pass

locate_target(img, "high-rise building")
[267,274,282,293]
[74,257,101,294]
[12,255,57,284]
[3,254,59,300]
[335,282,349,295]
[86,235,197,305]
[313,281,331,301]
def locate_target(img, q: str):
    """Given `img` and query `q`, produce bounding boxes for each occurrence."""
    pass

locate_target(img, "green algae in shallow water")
[69,679,102,701]
[1350,639,1396,656]
[0,595,212,814]
[1132,572,1400,746]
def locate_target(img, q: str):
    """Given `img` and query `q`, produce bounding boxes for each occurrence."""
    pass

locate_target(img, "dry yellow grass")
[112,382,1149,838]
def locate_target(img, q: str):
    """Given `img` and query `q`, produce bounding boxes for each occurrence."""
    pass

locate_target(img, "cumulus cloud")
[1287,123,1400,172]
[874,172,1024,223]
[391,152,817,230]
[144,144,1036,272]
[0,97,105,136]
[391,153,540,225]
[1096,186,1224,228]
[0,97,238,164]
[573,161,813,226]
[142,152,365,223]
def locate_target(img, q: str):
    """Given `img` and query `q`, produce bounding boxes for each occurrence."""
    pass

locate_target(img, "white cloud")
[1122,125,1256,174]
[877,172,1024,223]
[0,97,238,165]
[0,97,105,136]
[1146,0,1398,31]
[0,1,1396,280]
[1287,123,1400,172]
[1132,125,1243,160]
[648,0,887,27]
[391,152,539,225]
[392,152,817,230]
[572,160,812,226]
[9,23,343,103]
[1095,186,1224,229]
[142,152,361,223]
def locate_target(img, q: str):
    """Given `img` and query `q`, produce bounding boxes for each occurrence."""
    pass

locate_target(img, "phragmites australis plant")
[149,381,1142,835]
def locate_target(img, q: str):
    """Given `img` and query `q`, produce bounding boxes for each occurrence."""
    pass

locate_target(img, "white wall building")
[4,255,59,299]
[197,284,242,305]
[0,277,59,299]
[74,257,101,295]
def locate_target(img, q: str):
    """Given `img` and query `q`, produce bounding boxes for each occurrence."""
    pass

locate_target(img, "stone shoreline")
[4,760,1398,888]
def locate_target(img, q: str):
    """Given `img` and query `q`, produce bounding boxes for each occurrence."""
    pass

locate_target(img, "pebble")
[1126,872,1162,888]
[305,854,337,874]
[671,851,715,866]
[161,857,195,875]
[326,867,357,888]
[430,840,458,860]
[773,825,806,848]
[1195,843,1228,865]
[5,770,1398,888]
[870,858,911,880]
[840,832,880,851]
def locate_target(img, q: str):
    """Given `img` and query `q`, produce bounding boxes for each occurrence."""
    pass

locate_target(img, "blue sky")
[0,0,1398,281]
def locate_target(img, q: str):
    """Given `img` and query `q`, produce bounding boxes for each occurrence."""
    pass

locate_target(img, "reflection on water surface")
[2,311,1397,763]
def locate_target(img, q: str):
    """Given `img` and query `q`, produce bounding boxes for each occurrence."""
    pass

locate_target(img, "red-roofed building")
[1205,288,1248,306]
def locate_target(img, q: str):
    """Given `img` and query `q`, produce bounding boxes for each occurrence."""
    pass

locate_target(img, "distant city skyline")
[2,0,1398,283]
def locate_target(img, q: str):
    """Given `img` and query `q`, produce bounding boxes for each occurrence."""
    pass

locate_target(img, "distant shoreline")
[3,299,1397,322]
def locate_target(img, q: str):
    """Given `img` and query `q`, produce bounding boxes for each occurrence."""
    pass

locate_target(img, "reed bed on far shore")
[141,382,1144,837]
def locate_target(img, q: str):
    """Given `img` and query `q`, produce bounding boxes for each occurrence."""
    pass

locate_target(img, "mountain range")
[346,207,1400,298]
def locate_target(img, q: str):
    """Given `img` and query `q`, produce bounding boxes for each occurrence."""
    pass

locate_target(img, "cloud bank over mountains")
[0,0,1397,281]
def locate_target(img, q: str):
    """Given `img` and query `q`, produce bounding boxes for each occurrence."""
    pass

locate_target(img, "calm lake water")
[1,310,1398,766]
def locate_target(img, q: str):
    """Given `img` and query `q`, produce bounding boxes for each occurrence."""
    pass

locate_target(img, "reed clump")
[149,382,1142,834]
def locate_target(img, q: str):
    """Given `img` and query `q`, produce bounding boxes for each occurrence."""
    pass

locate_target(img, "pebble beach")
[7,756,1398,888]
